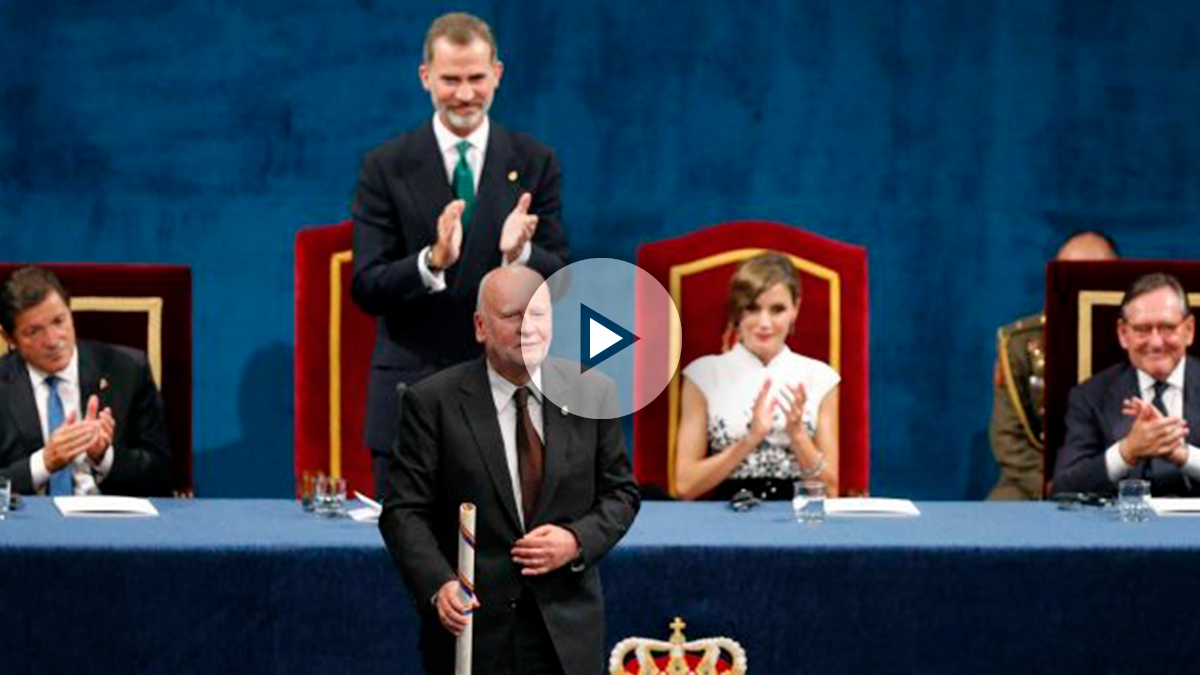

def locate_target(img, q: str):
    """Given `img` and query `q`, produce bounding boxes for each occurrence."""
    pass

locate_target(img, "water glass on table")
[0,476,11,521]
[793,480,827,525]
[314,475,347,517]
[298,471,318,512]
[1118,478,1151,523]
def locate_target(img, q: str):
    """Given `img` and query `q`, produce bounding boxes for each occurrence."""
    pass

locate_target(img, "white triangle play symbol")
[589,318,623,358]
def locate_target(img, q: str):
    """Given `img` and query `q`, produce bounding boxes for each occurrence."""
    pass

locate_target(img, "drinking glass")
[315,475,347,517]
[1118,478,1151,523]
[298,471,317,512]
[0,476,11,521]
[793,480,827,525]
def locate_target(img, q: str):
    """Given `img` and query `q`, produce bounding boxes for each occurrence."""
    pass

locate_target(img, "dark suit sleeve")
[379,387,456,609]
[0,446,36,495]
[562,381,639,569]
[1052,382,1117,495]
[101,354,172,497]
[525,149,569,280]
[350,147,429,316]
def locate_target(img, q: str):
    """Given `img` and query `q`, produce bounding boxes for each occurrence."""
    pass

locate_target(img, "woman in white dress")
[674,252,840,500]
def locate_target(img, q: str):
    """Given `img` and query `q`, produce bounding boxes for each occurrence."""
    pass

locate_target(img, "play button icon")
[581,304,639,372]
[522,258,681,420]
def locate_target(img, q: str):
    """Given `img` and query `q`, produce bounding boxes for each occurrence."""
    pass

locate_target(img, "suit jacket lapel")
[78,342,99,406]
[1105,363,1140,445]
[460,123,519,273]
[458,360,523,532]
[409,120,456,239]
[0,354,44,448]
[1183,356,1200,442]
[533,361,570,523]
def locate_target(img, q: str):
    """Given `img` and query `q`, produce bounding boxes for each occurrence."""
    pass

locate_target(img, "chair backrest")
[0,263,193,494]
[609,616,747,675]
[634,220,870,498]
[1043,259,1200,494]
[293,221,376,496]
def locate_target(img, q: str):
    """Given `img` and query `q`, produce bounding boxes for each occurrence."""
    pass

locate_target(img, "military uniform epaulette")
[998,312,1045,339]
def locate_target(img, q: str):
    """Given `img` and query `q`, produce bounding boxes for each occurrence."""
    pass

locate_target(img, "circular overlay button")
[522,258,680,420]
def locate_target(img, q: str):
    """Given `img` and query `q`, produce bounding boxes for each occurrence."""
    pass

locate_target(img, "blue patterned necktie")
[454,139,476,227]
[46,376,73,496]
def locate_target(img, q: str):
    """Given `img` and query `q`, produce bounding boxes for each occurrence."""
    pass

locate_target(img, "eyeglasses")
[1124,320,1188,337]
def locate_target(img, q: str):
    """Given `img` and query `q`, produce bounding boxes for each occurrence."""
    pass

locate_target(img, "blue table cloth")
[3,499,1199,674]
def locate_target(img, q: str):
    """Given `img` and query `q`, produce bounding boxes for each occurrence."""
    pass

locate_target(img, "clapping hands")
[748,379,809,444]
[499,193,538,263]
[1120,397,1190,466]
[44,395,114,471]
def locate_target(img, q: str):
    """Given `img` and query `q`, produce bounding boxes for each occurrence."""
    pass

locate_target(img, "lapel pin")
[507,170,519,183]
[99,377,110,392]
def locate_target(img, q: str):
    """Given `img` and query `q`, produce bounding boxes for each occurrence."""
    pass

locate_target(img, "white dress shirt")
[1104,357,1200,482]
[26,348,113,494]
[485,361,544,528]
[417,114,532,292]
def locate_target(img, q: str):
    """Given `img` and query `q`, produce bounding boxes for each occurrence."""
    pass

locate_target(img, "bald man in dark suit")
[380,266,638,675]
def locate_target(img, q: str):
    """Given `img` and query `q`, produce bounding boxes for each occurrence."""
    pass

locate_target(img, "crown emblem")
[609,617,747,675]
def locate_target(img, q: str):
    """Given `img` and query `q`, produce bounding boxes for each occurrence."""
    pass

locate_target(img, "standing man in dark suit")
[352,12,569,497]
[1054,272,1200,496]
[0,267,171,496]
[380,265,638,675]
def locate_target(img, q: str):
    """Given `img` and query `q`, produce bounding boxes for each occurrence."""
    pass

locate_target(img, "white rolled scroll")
[454,503,476,675]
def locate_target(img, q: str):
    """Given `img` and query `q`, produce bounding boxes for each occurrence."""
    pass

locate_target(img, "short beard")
[436,99,489,136]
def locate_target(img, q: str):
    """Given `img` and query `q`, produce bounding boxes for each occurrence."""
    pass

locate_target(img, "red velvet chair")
[634,221,870,498]
[1042,260,1200,495]
[0,263,193,495]
[294,221,375,496]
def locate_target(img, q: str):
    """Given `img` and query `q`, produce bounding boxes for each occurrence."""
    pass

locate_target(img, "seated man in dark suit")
[1054,272,1198,496]
[379,265,639,675]
[0,267,171,496]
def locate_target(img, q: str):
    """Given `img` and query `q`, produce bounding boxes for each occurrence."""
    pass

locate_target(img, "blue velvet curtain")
[3,0,1199,498]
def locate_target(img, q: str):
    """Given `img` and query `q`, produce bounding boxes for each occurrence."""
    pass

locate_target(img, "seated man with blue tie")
[1054,272,1199,496]
[0,266,171,496]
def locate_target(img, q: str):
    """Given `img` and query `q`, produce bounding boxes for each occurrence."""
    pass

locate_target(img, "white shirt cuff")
[504,240,532,267]
[417,246,447,293]
[88,445,115,481]
[1181,445,1200,479]
[30,449,51,489]
[1105,442,1133,484]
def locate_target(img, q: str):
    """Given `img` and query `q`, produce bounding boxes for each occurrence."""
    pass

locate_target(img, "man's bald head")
[475,265,552,383]
[1056,231,1119,262]
[476,265,545,314]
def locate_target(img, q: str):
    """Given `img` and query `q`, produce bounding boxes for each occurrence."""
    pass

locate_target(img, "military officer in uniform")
[987,231,1119,499]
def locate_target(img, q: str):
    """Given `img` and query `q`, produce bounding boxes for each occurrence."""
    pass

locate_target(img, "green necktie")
[454,140,476,227]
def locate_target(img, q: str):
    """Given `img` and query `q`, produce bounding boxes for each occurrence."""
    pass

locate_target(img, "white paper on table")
[346,491,382,523]
[1147,498,1200,516]
[347,507,380,523]
[825,498,920,517]
[353,491,382,512]
[54,496,159,517]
